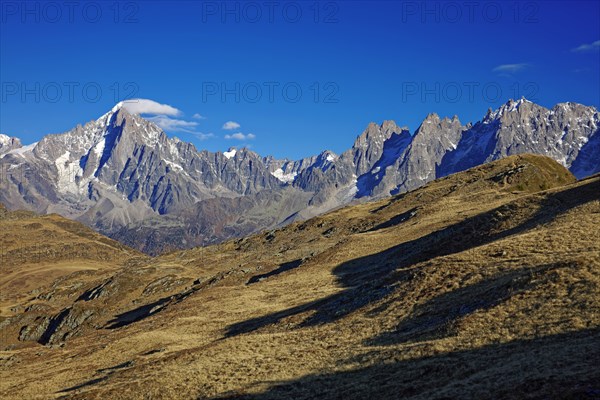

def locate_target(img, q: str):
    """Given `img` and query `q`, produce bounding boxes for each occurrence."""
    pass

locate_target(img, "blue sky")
[1,0,599,159]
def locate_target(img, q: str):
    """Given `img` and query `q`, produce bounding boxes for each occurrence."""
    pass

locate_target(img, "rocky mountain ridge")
[1,98,598,254]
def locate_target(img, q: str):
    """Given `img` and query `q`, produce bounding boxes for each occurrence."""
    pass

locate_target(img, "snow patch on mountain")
[224,149,237,159]
[0,134,11,145]
[313,151,337,171]
[271,168,297,183]
[92,137,106,156]
[55,151,83,194]
[1,142,38,159]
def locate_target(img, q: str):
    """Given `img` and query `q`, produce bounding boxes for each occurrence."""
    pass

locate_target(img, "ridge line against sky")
[1,0,599,159]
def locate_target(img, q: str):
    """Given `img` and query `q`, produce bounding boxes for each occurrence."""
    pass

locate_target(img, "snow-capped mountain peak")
[0,133,11,145]
[0,134,25,157]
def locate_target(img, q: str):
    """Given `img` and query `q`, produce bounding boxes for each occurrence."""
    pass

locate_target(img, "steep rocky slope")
[1,154,598,399]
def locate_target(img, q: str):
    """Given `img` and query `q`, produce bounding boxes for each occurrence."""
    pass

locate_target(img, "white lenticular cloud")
[146,115,198,133]
[120,99,181,116]
[222,121,241,130]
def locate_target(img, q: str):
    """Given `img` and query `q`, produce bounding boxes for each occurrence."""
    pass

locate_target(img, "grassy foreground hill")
[0,154,598,399]
[0,205,145,323]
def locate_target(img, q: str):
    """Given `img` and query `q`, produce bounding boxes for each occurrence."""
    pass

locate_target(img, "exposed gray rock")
[439,99,599,179]
[18,317,50,342]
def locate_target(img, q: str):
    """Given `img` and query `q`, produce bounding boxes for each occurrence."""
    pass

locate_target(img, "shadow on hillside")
[368,262,570,346]
[105,286,198,329]
[105,296,172,329]
[225,178,598,337]
[366,207,418,232]
[58,361,134,394]
[212,328,600,400]
[247,259,303,285]
[59,377,108,393]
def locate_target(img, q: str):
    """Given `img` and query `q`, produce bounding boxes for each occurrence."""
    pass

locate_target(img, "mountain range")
[1,98,599,254]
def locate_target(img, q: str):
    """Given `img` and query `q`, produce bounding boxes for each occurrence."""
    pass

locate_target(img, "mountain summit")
[1,99,598,254]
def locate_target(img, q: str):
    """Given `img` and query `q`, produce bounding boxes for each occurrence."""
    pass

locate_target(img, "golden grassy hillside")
[0,154,598,399]
[0,206,146,323]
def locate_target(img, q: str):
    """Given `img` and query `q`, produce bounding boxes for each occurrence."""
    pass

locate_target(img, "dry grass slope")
[0,208,146,322]
[0,154,598,399]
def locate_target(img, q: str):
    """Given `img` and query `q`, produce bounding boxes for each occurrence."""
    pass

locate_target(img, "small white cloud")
[492,63,529,73]
[571,40,600,53]
[224,132,256,140]
[222,121,241,130]
[120,99,181,116]
[192,113,206,120]
[146,115,198,133]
